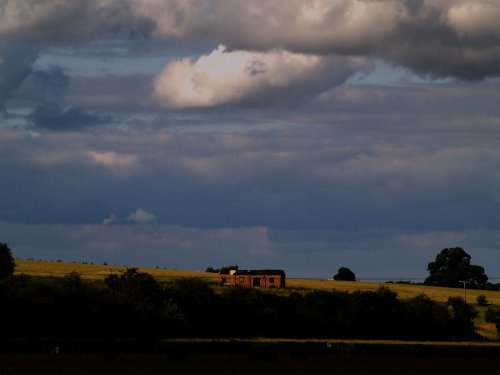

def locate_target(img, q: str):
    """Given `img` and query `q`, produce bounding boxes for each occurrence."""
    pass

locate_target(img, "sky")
[1,0,500,279]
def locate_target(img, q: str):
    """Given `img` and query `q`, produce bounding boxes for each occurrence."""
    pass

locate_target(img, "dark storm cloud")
[0,1,133,45]
[0,43,37,105]
[2,1,500,80]
[2,1,500,278]
[10,65,70,106]
[32,66,69,99]
[0,43,83,129]
[188,0,500,80]
[28,102,110,131]
[1,222,499,278]
[2,112,500,231]
[306,80,500,122]
[2,62,110,131]
[2,75,500,276]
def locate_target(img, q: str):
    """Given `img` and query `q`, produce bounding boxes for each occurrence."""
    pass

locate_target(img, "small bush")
[485,307,500,323]
[476,294,488,306]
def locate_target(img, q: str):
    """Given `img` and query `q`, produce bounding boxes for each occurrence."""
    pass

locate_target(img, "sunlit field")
[14,259,219,283]
[286,278,500,306]
[14,259,500,306]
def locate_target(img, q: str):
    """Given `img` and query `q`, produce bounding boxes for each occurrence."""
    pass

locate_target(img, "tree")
[218,265,239,274]
[205,265,239,274]
[104,268,163,316]
[425,247,488,288]
[333,267,356,281]
[0,243,15,280]
[469,265,488,286]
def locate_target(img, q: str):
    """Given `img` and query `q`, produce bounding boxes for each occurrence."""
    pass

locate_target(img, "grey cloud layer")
[28,102,110,130]
[2,222,500,278]
[2,0,500,79]
[2,1,500,277]
[2,107,500,231]
[0,43,37,105]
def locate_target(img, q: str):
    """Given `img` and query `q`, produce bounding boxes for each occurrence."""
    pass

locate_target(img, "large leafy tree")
[333,267,356,281]
[0,242,15,280]
[424,247,488,288]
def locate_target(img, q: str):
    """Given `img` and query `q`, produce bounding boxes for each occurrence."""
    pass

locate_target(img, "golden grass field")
[14,259,218,283]
[15,259,500,305]
[286,278,500,306]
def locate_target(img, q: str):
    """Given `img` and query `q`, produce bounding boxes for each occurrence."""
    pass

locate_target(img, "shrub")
[485,307,500,323]
[446,297,477,338]
[0,243,15,280]
[476,294,489,306]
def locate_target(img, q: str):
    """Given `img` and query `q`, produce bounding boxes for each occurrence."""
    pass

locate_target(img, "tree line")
[1,243,498,340]
[0,267,483,340]
[330,247,494,289]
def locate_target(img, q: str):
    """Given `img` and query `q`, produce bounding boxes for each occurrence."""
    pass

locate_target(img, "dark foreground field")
[2,340,500,375]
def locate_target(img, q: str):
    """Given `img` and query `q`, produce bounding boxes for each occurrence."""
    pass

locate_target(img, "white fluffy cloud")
[154,45,372,108]
[102,213,118,225]
[126,208,158,224]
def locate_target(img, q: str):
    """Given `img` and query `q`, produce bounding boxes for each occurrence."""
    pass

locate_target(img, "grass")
[14,259,219,283]
[15,259,500,305]
[286,278,500,306]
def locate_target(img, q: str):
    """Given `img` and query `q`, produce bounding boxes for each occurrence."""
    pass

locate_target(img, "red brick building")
[219,269,286,288]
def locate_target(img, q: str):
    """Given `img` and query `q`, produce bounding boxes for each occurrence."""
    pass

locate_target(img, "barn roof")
[230,269,285,276]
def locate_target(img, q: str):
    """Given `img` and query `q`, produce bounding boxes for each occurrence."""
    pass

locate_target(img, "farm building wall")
[219,270,285,288]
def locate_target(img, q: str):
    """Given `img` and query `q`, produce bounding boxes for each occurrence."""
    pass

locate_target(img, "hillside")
[15,259,500,305]
[15,259,217,282]
[287,278,500,306]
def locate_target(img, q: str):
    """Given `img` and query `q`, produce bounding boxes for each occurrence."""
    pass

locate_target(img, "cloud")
[143,0,500,80]
[2,221,500,278]
[30,66,69,101]
[3,107,500,231]
[0,43,37,105]
[2,1,500,80]
[179,0,406,53]
[0,46,108,132]
[121,0,500,80]
[154,45,372,108]
[102,213,118,225]
[9,65,70,109]
[3,101,500,277]
[126,209,158,224]
[67,74,155,112]
[87,151,139,170]
[446,1,500,39]
[28,102,109,131]
[0,0,131,44]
